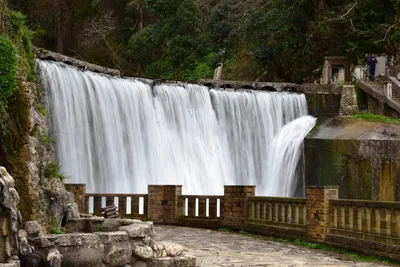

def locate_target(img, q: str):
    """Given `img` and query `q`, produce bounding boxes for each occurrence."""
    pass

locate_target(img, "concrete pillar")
[223,185,255,229]
[306,185,338,242]
[64,184,86,213]
[147,185,182,224]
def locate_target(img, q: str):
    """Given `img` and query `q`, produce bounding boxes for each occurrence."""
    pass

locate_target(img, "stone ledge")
[33,47,121,77]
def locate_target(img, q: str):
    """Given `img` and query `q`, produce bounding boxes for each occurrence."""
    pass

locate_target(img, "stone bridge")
[34,47,301,92]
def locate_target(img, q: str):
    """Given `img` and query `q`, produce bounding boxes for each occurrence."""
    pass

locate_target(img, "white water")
[37,60,315,196]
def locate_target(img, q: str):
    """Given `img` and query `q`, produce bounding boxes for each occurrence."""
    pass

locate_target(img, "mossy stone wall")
[305,138,400,201]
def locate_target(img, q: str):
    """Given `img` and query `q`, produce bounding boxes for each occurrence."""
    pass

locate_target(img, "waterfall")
[37,60,315,196]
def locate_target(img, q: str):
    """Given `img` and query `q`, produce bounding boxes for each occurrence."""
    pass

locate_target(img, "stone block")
[96,231,129,244]
[103,241,133,266]
[30,233,99,248]
[59,247,103,267]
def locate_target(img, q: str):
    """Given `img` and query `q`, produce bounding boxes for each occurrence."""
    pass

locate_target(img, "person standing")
[367,54,378,81]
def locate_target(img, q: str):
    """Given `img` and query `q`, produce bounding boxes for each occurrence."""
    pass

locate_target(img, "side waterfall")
[37,60,315,196]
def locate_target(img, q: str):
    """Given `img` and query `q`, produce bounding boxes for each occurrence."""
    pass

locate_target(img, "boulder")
[175,255,196,267]
[133,260,147,267]
[18,229,28,240]
[24,221,41,237]
[47,248,62,267]
[158,242,184,257]
[132,245,153,260]
[103,241,132,266]
[64,203,80,222]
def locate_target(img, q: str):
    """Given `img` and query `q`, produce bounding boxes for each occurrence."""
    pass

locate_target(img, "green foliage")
[44,161,66,181]
[351,112,400,124]
[51,224,64,235]
[35,103,47,116]
[218,228,230,232]
[0,36,17,104]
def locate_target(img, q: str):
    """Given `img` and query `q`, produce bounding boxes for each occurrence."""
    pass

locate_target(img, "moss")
[35,103,47,116]
[351,112,400,124]
[0,36,17,104]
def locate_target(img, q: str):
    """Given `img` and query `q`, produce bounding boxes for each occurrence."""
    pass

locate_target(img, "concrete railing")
[246,196,307,239]
[326,199,400,259]
[177,195,224,228]
[67,184,400,261]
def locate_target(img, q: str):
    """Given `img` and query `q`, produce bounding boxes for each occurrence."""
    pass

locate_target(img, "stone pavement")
[155,226,394,267]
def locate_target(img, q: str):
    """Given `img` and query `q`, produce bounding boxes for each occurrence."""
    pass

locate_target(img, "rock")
[175,255,196,267]
[19,249,48,267]
[24,221,41,237]
[47,248,63,267]
[0,167,15,188]
[18,229,27,240]
[19,238,33,256]
[103,241,132,266]
[150,257,176,267]
[132,245,153,260]
[158,242,184,257]
[142,236,151,246]
[60,247,103,267]
[133,260,147,267]
[119,222,154,238]
[64,203,80,221]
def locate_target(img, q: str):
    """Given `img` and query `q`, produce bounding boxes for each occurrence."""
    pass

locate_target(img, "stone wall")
[25,218,195,267]
[339,85,359,115]
[301,84,342,118]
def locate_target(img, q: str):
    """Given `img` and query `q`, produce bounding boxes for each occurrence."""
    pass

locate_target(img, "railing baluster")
[93,196,102,216]
[188,198,196,217]
[131,196,139,216]
[199,198,206,217]
[255,200,261,220]
[209,198,217,218]
[118,196,127,217]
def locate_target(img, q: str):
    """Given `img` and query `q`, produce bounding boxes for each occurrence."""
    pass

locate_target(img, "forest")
[7,0,400,83]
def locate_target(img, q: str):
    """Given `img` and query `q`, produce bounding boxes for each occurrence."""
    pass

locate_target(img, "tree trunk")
[139,0,143,31]
[0,0,5,34]
[57,17,64,54]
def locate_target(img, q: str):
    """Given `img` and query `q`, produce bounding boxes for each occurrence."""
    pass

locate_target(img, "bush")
[0,36,17,104]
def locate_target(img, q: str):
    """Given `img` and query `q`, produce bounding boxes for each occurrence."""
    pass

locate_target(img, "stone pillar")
[64,184,86,213]
[339,85,359,115]
[147,185,182,224]
[223,185,256,229]
[306,185,339,242]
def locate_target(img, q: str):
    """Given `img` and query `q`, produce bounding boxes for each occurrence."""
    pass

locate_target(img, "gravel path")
[155,225,394,267]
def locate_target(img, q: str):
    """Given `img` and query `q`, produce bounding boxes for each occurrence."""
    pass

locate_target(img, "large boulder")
[24,221,41,237]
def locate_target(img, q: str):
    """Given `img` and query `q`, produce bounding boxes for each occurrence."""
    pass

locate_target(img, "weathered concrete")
[306,117,400,201]
[197,79,300,92]
[156,226,391,267]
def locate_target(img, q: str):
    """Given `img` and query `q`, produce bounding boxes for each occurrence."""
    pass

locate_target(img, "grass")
[51,224,64,235]
[351,112,400,124]
[44,161,66,181]
[218,228,400,265]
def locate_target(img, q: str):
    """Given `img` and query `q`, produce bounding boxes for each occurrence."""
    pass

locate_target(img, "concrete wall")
[305,118,400,201]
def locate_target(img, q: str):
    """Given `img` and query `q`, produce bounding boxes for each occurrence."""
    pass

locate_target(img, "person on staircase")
[367,53,378,81]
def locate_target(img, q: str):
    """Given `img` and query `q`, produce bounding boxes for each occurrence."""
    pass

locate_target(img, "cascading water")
[37,60,316,196]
